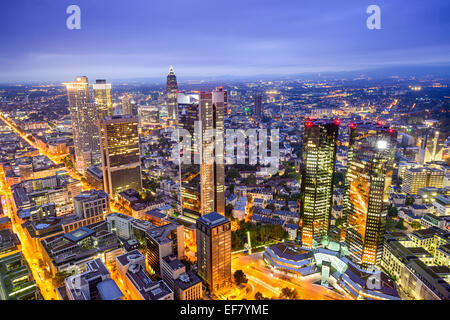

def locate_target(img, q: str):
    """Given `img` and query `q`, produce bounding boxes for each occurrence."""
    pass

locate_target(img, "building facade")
[343,122,397,267]
[99,115,142,197]
[196,212,231,294]
[93,79,113,119]
[300,119,339,248]
[166,66,178,123]
[177,89,226,219]
[64,76,101,174]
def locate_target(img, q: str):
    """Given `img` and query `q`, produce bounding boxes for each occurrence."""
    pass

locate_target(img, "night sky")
[0,0,449,82]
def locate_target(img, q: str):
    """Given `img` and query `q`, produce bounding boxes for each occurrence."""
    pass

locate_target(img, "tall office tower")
[196,212,231,294]
[99,115,142,197]
[166,65,178,123]
[254,94,262,119]
[122,95,138,117]
[300,119,339,248]
[93,79,113,119]
[177,89,226,219]
[343,122,397,267]
[417,130,446,164]
[64,76,101,174]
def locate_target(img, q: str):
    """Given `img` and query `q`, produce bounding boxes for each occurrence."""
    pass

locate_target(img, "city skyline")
[0,0,449,305]
[1,0,450,82]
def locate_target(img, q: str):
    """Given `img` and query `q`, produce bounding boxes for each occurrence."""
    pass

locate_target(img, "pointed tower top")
[169,65,175,74]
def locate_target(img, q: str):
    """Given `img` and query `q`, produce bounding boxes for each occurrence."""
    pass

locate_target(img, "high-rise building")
[93,79,113,119]
[300,119,339,248]
[177,88,226,219]
[196,212,231,294]
[64,76,101,174]
[254,94,262,119]
[99,115,142,197]
[417,130,446,164]
[343,122,397,267]
[122,95,138,117]
[166,66,178,123]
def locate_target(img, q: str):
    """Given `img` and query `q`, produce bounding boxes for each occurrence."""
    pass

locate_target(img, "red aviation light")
[377,120,383,126]
[350,123,356,129]
[306,121,313,127]
[334,119,341,125]
[388,128,394,133]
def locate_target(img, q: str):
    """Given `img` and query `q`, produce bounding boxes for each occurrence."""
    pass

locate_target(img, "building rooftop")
[174,271,202,291]
[63,226,96,243]
[162,255,185,272]
[146,222,181,245]
[97,279,123,300]
[74,189,108,202]
[197,211,229,227]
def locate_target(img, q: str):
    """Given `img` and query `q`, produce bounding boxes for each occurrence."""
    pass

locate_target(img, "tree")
[280,287,297,299]
[388,206,398,217]
[52,270,74,287]
[405,197,415,206]
[254,292,265,300]
[226,168,241,183]
[245,174,257,186]
[233,270,248,286]
[225,204,234,219]
[334,172,345,187]
[411,221,422,230]
[395,218,407,230]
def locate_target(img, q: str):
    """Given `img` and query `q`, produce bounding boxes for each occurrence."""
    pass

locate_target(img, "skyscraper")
[99,115,142,197]
[196,212,231,294]
[64,76,101,174]
[417,130,446,164]
[93,79,113,119]
[166,66,178,123]
[177,88,226,219]
[122,94,138,117]
[254,94,262,119]
[343,122,397,267]
[300,119,339,248]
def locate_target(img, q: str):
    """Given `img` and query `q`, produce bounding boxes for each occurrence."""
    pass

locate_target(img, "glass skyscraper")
[300,119,339,248]
[93,79,113,119]
[99,115,142,197]
[166,66,178,123]
[177,89,226,219]
[64,76,101,174]
[343,122,397,267]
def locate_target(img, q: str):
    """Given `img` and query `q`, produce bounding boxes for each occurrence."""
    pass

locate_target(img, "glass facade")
[99,115,142,197]
[343,123,397,267]
[64,76,101,174]
[300,120,339,248]
[177,89,226,219]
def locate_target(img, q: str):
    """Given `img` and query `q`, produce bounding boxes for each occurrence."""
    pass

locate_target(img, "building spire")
[169,65,175,74]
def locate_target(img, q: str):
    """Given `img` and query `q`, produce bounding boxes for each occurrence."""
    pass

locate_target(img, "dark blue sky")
[0,0,449,82]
